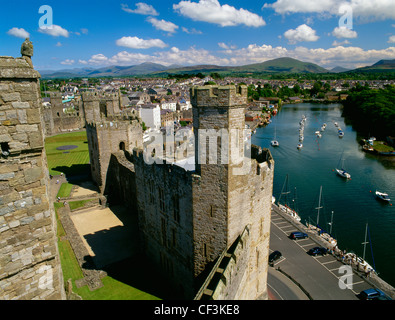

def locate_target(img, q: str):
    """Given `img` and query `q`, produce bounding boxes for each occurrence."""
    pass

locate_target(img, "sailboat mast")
[362,223,369,261]
[329,211,334,234]
[316,186,323,226]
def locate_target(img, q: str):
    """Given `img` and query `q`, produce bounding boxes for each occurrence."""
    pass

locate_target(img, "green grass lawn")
[54,202,160,300]
[45,131,90,176]
[68,199,95,211]
[373,141,395,153]
[57,183,73,198]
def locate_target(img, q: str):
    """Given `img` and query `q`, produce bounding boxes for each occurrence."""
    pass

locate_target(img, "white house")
[139,104,161,129]
[160,100,177,112]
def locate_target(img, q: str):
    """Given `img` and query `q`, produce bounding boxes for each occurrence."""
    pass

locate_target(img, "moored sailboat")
[277,175,301,222]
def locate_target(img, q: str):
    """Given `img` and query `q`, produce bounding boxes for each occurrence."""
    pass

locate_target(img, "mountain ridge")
[38,57,395,79]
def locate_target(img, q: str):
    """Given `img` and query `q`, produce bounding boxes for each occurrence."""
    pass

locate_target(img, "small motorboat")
[271,140,279,147]
[375,191,391,202]
[297,143,303,149]
[338,130,344,137]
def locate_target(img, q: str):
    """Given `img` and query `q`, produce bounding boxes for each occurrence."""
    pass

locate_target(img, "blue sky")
[1,0,395,71]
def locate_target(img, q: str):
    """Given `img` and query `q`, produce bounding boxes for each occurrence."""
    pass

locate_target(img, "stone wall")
[191,85,274,300]
[103,149,196,298]
[86,120,143,192]
[0,56,64,300]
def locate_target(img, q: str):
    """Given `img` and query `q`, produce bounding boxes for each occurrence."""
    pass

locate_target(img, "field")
[45,131,90,176]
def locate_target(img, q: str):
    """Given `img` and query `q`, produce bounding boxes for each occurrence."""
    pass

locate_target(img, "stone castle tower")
[82,92,143,192]
[92,84,274,299]
[0,50,64,299]
[190,85,274,299]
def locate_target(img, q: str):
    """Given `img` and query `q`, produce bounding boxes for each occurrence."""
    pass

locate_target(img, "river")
[252,103,395,288]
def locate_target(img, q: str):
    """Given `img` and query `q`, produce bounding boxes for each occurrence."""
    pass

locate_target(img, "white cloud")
[332,26,357,39]
[55,42,62,47]
[61,59,75,65]
[332,40,351,46]
[284,24,319,44]
[88,54,109,65]
[173,0,266,27]
[218,42,237,50]
[182,27,203,34]
[388,35,395,43]
[264,0,395,21]
[38,25,70,38]
[7,27,30,39]
[116,36,168,49]
[218,43,395,69]
[263,0,337,14]
[77,41,395,70]
[121,3,158,16]
[147,17,179,34]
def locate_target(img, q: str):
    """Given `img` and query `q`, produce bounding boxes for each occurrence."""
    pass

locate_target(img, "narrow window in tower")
[210,205,214,217]
[1,142,10,157]
[217,136,221,164]
[149,180,154,204]
[171,228,177,248]
[204,243,208,258]
[161,217,167,247]
[173,195,180,223]
[159,187,165,212]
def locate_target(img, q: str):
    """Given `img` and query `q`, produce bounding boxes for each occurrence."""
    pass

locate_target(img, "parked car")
[289,231,308,240]
[357,288,391,300]
[269,250,282,264]
[307,247,327,256]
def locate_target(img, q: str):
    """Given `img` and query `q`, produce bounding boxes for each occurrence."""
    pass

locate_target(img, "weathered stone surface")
[0,54,64,300]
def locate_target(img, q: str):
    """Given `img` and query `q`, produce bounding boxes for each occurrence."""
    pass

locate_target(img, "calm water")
[252,103,395,287]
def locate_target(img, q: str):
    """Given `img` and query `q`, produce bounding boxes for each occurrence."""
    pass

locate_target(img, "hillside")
[230,57,329,74]
[348,59,395,73]
[40,62,172,78]
[40,57,395,79]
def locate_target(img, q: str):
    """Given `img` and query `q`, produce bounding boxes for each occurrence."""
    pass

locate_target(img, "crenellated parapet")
[190,85,247,108]
[81,92,120,102]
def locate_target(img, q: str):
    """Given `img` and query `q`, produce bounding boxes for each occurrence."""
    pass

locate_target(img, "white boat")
[335,154,351,179]
[297,143,303,149]
[271,140,279,147]
[277,175,302,222]
[338,130,344,137]
[271,126,279,147]
[279,204,301,222]
[336,168,351,179]
[375,191,391,202]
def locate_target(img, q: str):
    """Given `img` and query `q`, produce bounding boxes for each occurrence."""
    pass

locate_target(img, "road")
[268,205,374,300]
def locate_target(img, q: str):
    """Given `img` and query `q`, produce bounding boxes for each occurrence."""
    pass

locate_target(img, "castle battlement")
[190,85,247,108]
[49,92,62,98]
[82,92,119,101]
[86,118,140,130]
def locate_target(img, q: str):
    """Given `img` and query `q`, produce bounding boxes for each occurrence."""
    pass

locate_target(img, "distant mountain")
[330,66,350,73]
[39,62,174,78]
[230,57,329,74]
[348,59,395,73]
[39,57,332,79]
[157,57,329,75]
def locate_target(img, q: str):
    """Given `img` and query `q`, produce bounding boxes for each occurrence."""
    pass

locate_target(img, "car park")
[307,247,327,256]
[289,231,308,240]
